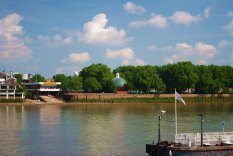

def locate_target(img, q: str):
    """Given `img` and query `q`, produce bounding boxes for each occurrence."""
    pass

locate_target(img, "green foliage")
[14,74,26,93]
[79,63,116,93]
[114,65,165,93]
[83,77,102,92]
[159,61,198,93]
[195,65,213,93]
[14,74,23,84]
[53,74,82,92]
[31,74,46,82]
[134,65,165,92]
[49,62,233,94]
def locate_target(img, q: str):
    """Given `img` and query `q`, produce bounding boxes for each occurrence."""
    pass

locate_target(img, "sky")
[1,0,233,78]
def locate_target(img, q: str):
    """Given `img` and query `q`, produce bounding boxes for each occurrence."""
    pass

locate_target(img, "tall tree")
[31,74,45,82]
[79,63,115,93]
[53,74,82,92]
[159,62,198,93]
[83,77,102,92]
[195,65,213,93]
[134,65,165,93]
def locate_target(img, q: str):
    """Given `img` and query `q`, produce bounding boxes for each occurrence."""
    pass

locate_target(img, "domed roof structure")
[113,73,126,87]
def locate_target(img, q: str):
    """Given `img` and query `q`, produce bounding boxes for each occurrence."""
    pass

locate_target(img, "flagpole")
[175,88,177,137]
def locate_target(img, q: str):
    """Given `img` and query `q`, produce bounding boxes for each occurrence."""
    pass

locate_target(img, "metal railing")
[175,132,233,146]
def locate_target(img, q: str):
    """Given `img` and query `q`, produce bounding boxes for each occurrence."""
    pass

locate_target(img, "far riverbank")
[1,93,232,105]
[63,93,233,103]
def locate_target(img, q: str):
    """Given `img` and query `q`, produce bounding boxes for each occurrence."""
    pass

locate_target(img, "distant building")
[21,73,32,83]
[113,73,127,94]
[0,71,23,99]
[25,80,61,96]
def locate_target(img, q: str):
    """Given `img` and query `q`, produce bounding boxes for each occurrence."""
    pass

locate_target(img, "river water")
[0,102,233,156]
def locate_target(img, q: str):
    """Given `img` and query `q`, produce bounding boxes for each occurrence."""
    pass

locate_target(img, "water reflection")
[0,105,26,155]
[0,103,232,156]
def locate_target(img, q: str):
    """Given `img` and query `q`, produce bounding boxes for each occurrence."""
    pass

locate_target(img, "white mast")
[175,88,178,136]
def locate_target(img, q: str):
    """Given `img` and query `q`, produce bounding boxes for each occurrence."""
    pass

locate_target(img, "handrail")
[175,132,233,146]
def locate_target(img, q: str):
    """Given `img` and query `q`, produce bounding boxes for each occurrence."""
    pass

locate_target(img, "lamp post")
[198,114,204,146]
[158,110,166,144]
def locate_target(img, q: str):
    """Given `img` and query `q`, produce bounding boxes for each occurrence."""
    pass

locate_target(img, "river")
[0,102,233,156]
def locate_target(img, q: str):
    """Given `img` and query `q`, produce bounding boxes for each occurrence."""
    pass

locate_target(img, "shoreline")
[1,100,233,106]
[1,93,233,105]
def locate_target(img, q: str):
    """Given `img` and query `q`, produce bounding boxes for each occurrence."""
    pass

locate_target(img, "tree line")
[18,62,233,94]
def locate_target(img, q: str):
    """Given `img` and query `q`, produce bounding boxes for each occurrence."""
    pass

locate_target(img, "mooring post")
[198,114,204,146]
[158,114,161,143]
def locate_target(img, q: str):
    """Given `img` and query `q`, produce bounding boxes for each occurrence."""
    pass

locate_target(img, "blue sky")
[1,0,233,77]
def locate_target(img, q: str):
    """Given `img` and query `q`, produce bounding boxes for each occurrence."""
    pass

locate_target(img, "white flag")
[175,91,186,105]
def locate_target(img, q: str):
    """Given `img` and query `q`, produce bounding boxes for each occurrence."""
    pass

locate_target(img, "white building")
[25,80,61,96]
[0,71,23,99]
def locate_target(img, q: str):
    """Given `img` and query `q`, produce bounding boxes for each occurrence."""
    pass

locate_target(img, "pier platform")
[146,143,233,156]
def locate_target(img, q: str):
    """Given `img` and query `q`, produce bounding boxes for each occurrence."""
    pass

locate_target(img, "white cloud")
[78,13,128,45]
[37,34,73,46]
[218,40,233,48]
[62,52,91,64]
[203,6,210,18]
[105,47,134,65]
[129,14,167,29]
[106,47,134,60]
[224,20,233,36]
[165,42,216,64]
[123,2,145,15]
[176,42,193,52]
[227,11,233,17]
[169,11,201,24]
[148,44,172,52]
[165,54,182,64]
[0,13,32,62]
[195,42,216,58]
[135,59,145,65]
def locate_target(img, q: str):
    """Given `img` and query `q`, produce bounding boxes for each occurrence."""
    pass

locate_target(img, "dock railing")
[175,132,233,146]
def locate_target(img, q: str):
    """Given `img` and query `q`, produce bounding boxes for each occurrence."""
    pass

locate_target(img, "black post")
[158,114,161,143]
[198,114,204,146]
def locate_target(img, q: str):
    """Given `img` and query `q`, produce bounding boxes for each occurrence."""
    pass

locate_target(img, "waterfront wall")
[63,93,233,103]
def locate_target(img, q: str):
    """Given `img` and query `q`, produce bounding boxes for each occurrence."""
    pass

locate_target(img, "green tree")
[83,77,102,92]
[134,65,165,93]
[66,76,82,92]
[219,66,233,93]
[208,65,225,93]
[79,63,115,93]
[14,74,26,93]
[14,74,23,84]
[195,65,213,93]
[31,74,45,82]
[159,62,198,93]
[53,74,82,92]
